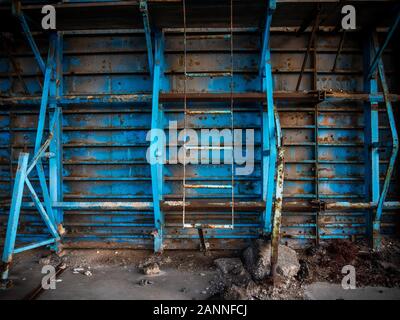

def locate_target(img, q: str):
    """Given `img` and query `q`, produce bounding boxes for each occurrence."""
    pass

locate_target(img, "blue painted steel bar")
[373,36,399,250]
[13,238,56,255]
[49,32,64,226]
[150,31,165,252]
[12,1,46,74]
[25,178,60,240]
[363,33,380,241]
[140,0,154,76]
[260,0,277,234]
[367,10,400,80]
[1,153,29,281]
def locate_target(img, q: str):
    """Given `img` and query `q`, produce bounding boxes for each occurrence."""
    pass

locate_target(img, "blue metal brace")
[260,0,278,234]
[1,34,62,282]
[140,0,154,77]
[372,35,399,250]
[150,31,165,252]
[367,9,400,80]
[12,0,46,74]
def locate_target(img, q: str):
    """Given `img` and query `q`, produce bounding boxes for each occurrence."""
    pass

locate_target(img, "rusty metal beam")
[161,200,265,211]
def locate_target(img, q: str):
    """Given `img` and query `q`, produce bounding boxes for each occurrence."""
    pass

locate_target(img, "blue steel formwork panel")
[0,27,399,249]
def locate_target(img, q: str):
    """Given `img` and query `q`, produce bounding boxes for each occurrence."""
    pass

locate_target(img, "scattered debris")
[138,279,154,286]
[142,263,160,275]
[72,267,85,274]
[84,270,93,277]
[214,258,243,275]
[39,257,51,265]
[72,266,92,277]
[209,239,302,300]
[299,239,400,287]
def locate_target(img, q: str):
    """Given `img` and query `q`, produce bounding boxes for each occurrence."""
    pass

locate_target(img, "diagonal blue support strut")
[140,0,154,77]
[1,33,62,282]
[12,1,46,75]
[367,10,400,80]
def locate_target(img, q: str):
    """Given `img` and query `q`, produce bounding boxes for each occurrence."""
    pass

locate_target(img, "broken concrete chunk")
[214,258,243,275]
[242,240,300,281]
[242,239,272,281]
[276,244,300,279]
[142,263,160,275]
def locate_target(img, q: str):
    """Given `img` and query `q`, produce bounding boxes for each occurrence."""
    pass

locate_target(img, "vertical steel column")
[151,32,165,252]
[373,35,399,250]
[260,0,277,234]
[1,153,29,281]
[49,32,63,228]
[363,33,380,242]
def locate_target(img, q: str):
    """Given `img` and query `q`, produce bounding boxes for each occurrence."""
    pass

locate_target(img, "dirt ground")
[297,238,400,288]
[1,238,400,300]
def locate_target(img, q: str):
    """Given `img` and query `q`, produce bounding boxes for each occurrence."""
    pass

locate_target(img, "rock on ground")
[142,263,160,275]
[276,244,300,279]
[242,239,272,280]
[242,240,300,281]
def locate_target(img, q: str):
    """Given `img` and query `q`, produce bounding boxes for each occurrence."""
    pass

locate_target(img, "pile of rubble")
[209,239,302,300]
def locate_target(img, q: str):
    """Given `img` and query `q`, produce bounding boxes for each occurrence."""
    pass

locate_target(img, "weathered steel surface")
[0,6,399,249]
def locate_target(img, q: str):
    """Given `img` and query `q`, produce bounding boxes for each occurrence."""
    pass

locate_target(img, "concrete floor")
[1,249,400,300]
[0,251,216,300]
[42,267,215,300]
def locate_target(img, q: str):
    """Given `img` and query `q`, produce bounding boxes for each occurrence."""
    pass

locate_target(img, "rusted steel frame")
[296,12,319,91]
[161,200,265,211]
[2,92,400,106]
[184,223,233,229]
[0,200,267,211]
[373,34,399,250]
[53,201,153,210]
[332,31,346,72]
[271,147,285,281]
[283,201,400,211]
